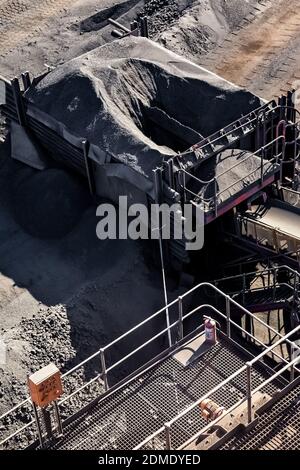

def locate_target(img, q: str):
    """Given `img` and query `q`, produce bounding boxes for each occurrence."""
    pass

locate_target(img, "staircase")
[212,265,299,311]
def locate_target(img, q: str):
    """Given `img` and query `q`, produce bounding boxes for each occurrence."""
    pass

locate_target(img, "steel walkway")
[1,282,300,451]
[47,336,279,450]
[220,381,300,450]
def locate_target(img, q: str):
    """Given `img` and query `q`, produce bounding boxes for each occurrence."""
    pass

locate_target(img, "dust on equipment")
[28,363,64,448]
[200,399,225,421]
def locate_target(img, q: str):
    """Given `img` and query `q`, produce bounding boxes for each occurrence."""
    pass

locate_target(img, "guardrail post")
[82,139,96,196]
[242,274,246,305]
[32,401,44,449]
[53,401,63,436]
[100,348,109,391]
[246,362,253,424]
[183,171,187,203]
[226,296,231,339]
[260,147,265,184]
[178,296,184,342]
[214,178,218,218]
[164,422,172,450]
[290,362,295,382]
[273,267,277,301]
[290,345,298,382]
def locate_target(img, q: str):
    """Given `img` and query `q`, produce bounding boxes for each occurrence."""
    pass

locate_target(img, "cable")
[154,169,172,348]
[158,229,172,348]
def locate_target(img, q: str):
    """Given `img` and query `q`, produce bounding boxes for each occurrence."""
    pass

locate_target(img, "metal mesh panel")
[48,338,283,450]
[220,383,300,450]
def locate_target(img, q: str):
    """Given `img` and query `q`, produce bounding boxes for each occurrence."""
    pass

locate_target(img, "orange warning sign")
[28,363,63,408]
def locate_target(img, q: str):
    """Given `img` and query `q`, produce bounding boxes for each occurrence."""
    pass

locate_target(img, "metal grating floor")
[48,336,282,450]
[220,383,300,450]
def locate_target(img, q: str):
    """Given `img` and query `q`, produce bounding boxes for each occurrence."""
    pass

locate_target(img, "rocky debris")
[141,0,191,36]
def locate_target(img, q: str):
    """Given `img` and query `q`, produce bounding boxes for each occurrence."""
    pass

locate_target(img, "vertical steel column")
[214,178,218,218]
[32,401,44,449]
[260,147,265,184]
[82,140,96,196]
[140,17,149,38]
[21,71,31,91]
[242,273,246,306]
[165,158,175,189]
[246,362,253,424]
[11,77,27,126]
[290,362,295,383]
[100,348,109,391]
[287,91,293,122]
[226,295,231,339]
[178,296,184,342]
[53,401,63,436]
[183,171,187,203]
[273,267,277,301]
[164,423,172,450]
[154,168,172,348]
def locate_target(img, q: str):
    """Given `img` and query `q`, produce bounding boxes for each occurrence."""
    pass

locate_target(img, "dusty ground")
[202,0,300,99]
[0,0,299,447]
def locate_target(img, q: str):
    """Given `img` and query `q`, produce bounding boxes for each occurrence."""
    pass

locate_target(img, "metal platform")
[220,380,300,450]
[47,335,280,450]
[1,282,300,451]
[161,101,300,223]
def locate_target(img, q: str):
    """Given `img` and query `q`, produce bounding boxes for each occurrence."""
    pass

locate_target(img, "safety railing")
[281,186,300,209]
[238,212,300,262]
[175,101,276,160]
[1,282,300,449]
[212,264,299,305]
[180,103,300,162]
[177,136,284,216]
[134,309,300,451]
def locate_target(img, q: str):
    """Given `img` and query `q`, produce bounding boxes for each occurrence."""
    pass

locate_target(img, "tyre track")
[202,0,300,100]
[0,0,72,58]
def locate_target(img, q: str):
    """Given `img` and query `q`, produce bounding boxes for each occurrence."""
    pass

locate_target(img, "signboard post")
[28,363,63,448]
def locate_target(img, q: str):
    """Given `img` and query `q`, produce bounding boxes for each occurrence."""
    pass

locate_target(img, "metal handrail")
[177,346,300,450]
[134,313,300,450]
[1,281,299,448]
[184,104,300,159]
[213,264,299,285]
[183,303,299,365]
[177,136,284,208]
[187,102,275,155]
[180,136,284,186]
[281,186,300,208]
[239,212,300,243]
